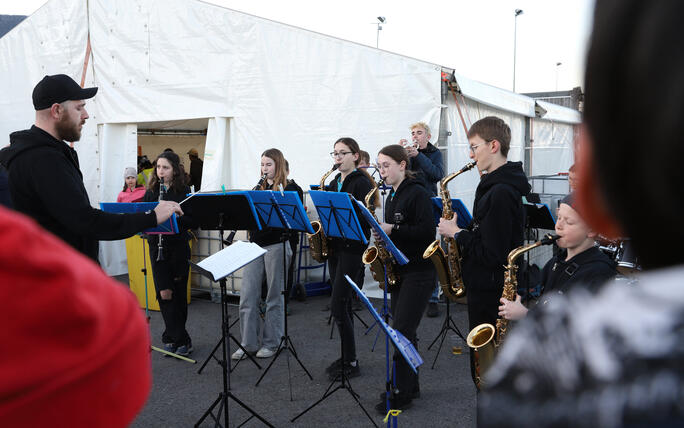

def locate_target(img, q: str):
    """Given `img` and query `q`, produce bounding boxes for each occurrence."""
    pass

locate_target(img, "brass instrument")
[466,233,559,389]
[423,161,477,301]
[307,164,339,263]
[361,179,399,290]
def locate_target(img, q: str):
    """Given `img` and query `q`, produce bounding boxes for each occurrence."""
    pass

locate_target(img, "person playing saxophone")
[437,116,530,383]
[498,193,616,321]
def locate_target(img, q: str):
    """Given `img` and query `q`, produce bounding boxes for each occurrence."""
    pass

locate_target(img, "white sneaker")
[256,347,276,358]
[231,348,247,360]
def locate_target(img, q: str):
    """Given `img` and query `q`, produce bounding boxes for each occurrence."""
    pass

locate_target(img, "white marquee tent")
[0,0,581,276]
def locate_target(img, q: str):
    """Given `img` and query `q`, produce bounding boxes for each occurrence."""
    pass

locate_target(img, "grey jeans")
[238,242,292,352]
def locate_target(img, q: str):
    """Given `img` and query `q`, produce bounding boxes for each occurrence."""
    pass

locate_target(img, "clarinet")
[253,173,267,190]
[156,177,165,262]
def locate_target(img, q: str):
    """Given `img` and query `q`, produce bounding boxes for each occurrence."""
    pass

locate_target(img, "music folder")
[431,198,472,229]
[345,275,423,373]
[100,202,179,234]
[190,240,267,282]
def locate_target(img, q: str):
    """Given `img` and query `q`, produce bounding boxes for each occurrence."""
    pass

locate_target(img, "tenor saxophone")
[307,164,339,263]
[466,233,559,389]
[361,179,399,290]
[423,161,477,301]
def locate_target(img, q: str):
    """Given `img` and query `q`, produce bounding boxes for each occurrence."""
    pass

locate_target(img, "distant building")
[524,86,584,111]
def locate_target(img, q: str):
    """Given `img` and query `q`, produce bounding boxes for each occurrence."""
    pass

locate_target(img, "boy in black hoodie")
[438,116,530,378]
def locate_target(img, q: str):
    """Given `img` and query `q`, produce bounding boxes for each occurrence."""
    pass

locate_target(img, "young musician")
[374,144,437,413]
[324,137,374,380]
[233,148,301,360]
[117,167,146,203]
[143,151,196,356]
[480,2,684,426]
[498,193,616,321]
[437,116,530,379]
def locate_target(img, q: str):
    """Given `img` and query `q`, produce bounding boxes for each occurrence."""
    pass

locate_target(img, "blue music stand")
[100,202,179,234]
[430,198,472,228]
[246,190,315,391]
[353,199,410,426]
[292,190,376,427]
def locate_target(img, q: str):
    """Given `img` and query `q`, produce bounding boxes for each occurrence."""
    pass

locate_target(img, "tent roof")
[535,100,581,124]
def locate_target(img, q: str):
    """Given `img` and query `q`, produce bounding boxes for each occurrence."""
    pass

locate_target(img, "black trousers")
[150,241,191,347]
[390,269,435,395]
[328,249,364,362]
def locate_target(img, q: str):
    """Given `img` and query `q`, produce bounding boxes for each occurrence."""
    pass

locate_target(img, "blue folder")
[431,198,473,229]
[345,275,423,373]
[352,199,408,265]
[100,202,178,234]
[309,191,368,245]
[247,190,314,234]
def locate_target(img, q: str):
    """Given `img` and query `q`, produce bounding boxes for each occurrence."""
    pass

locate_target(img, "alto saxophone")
[307,164,339,263]
[362,179,399,290]
[423,161,477,301]
[466,233,559,389]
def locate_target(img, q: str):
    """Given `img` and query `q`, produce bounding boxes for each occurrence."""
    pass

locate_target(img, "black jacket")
[143,184,197,254]
[0,126,156,260]
[384,178,436,273]
[540,246,617,298]
[457,161,530,293]
[325,169,373,254]
[249,180,304,247]
[408,142,444,197]
[189,157,203,191]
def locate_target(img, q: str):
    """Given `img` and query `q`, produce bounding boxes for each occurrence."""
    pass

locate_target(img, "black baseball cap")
[32,74,98,110]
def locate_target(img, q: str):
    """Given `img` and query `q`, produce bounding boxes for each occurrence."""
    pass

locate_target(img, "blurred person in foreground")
[479,1,684,427]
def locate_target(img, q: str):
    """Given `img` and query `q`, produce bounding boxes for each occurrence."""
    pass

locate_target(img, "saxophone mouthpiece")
[542,234,560,245]
[461,161,477,172]
[331,163,340,171]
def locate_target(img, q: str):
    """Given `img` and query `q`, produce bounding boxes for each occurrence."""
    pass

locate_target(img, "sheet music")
[196,241,267,281]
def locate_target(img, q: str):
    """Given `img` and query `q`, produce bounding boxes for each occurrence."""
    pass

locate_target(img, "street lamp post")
[555,62,562,91]
[513,9,523,92]
[376,16,385,49]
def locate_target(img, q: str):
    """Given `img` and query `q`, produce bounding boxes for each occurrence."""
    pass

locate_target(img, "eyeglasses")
[330,151,352,158]
[469,140,492,153]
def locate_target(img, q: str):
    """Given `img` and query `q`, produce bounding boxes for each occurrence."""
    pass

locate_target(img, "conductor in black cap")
[0,74,183,261]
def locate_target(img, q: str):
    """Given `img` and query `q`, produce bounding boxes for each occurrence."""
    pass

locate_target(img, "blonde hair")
[410,122,431,136]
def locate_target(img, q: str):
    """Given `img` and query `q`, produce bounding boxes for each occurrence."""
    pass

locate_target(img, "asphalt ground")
[122,278,478,428]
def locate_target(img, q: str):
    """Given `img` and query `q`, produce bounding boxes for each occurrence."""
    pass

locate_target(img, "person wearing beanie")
[187,148,203,191]
[0,205,151,427]
[0,74,182,261]
[117,167,146,203]
[498,193,617,321]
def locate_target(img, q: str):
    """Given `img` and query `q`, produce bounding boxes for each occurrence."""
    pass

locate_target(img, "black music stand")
[427,198,471,368]
[184,192,273,428]
[248,189,314,394]
[521,202,556,298]
[292,191,374,425]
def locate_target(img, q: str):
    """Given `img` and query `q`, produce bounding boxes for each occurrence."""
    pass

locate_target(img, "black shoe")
[325,358,343,374]
[426,302,440,318]
[175,343,194,357]
[328,360,360,381]
[375,393,413,414]
[378,387,420,401]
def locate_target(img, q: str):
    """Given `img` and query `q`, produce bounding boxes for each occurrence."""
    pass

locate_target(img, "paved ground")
[123,278,477,428]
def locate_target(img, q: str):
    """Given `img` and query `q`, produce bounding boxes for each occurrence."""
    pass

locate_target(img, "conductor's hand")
[154,200,184,224]
[438,216,460,238]
[498,295,528,321]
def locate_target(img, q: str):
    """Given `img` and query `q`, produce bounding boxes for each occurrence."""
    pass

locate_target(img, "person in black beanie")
[374,144,437,413]
[0,74,181,261]
[498,193,616,321]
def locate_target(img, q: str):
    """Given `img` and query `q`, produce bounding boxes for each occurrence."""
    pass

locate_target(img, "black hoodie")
[456,161,531,294]
[325,169,373,254]
[540,246,617,297]
[384,178,436,274]
[0,126,156,260]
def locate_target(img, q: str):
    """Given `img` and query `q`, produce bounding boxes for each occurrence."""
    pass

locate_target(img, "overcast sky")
[3,0,595,94]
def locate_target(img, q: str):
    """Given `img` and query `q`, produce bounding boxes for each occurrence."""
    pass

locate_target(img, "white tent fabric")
[1,0,581,276]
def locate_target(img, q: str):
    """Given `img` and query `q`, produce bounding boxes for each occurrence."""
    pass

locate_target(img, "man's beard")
[56,115,82,142]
